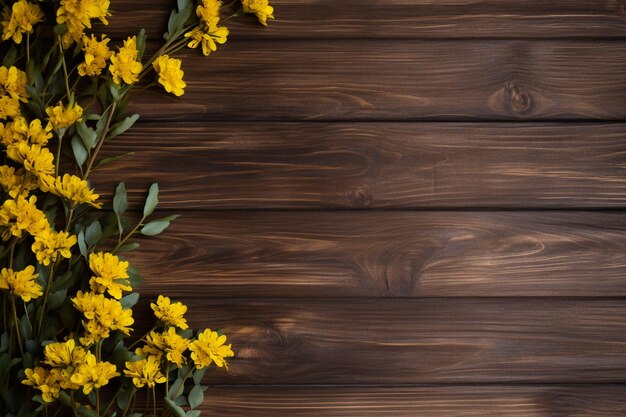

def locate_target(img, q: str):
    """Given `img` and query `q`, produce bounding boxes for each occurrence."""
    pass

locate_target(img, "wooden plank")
[128,211,626,298]
[169,299,626,384]
[105,0,626,40]
[94,122,626,209]
[201,385,626,416]
[131,40,626,122]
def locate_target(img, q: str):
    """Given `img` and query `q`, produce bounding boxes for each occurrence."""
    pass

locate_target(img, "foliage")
[0,0,273,415]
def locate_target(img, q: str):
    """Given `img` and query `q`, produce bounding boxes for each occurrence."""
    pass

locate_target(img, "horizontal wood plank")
[105,0,626,39]
[170,299,626,384]
[201,385,626,416]
[127,211,626,297]
[132,40,626,122]
[94,123,626,209]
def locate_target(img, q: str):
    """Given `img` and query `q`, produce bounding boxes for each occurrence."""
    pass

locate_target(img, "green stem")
[57,36,72,101]
[26,33,30,63]
[96,389,100,417]
[83,102,116,180]
[55,132,63,178]
[152,386,157,417]
[11,297,24,356]
[112,219,144,253]
[37,261,56,337]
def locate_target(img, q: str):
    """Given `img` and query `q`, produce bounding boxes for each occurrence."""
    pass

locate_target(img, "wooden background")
[99,1,626,415]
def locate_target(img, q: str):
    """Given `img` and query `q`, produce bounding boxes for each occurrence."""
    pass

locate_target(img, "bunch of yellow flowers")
[0,0,271,415]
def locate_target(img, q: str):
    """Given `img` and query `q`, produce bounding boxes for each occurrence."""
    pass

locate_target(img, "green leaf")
[108,114,139,139]
[113,183,128,215]
[120,292,139,309]
[143,183,159,217]
[77,231,88,258]
[46,289,67,310]
[187,411,201,417]
[85,221,102,247]
[71,136,88,167]
[53,24,68,36]
[95,152,135,169]
[164,398,186,417]
[188,385,204,409]
[140,220,170,236]
[50,271,74,293]
[77,122,98,150]
[2,46,17,67]
[192,368,206,385]
[0,333,8,353]
[136,28,146,59]
[116,242,139,253]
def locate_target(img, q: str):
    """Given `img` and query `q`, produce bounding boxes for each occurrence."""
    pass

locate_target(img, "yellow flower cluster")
[78,34,112,76]
[190,328,234,369]
[0,66,29,120]
[151,295,189,329]
[153,55,186,96]
[124,355,166,388]
[23,340,119,402]
[0,265,41,301]
[32,230,77,266]
[45,102,84,131]
[0,195,49,240]
[72,290,134,345]
[109,36,143,85]
[88,251,131,299]
[242,0,274,26]
[41,174,101,208]
[185,0,229,56]
[1,117,53,147]
[56,0,111,48]
[1,0,44,44]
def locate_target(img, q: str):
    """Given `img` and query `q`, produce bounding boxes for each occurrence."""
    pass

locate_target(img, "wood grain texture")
[132,40,626,122]
[128,211,626,297]
[94,123,626,209]
[201,386,626,416]
[174,298,626,384]
[104,0,626,40]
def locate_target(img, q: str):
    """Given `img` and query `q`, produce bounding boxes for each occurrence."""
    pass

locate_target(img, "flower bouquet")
[0,0,274,416]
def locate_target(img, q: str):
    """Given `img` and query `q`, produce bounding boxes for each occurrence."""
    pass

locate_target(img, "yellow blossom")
[189,328,234,369]
[109,36,142,85]
[57,0,110,47]
[22,367,62,403]
[137,327,190,367]
[242,0,274,26]
[70,352,119,394]
[88,251,131,299]
[78,34,112,76]
[151,295,188,329]
[197,0,221,28]
[0,66,29,119]
[6,142,55,179]
[32,229,77,266]
[1,117,53,147]
[185,26,228,57]
[0,195,49,239]
[152,55,186,96]
[72,291,134,345]
[1,0,44,44]
[0,165,38,198]
[40,174,101,208]
[0,96,20,119]
[45,102,83,131]
[124,355,166,388]
[0,265,42,301]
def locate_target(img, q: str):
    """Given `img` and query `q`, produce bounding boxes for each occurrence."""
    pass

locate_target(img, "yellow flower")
[109,36,142,85]
[22,367,62,403]
[1,0,44,44]
[184,26,228,57]
[0,165,38,198]
[40,174,101,208]
[0,195,50,240]
[124,355,166,388]
[72,291,134,345]
[6,142,55,179]
[45,102,83,131]
[138,327,190,367]
[197,0,221,28]
[78,34,112,76]
[189,328,234,369]
[0,265,42,301]
[152,55,186,96]
[1,117,53,147]
[151,295,188,329]
[70,352,119,394]
[57,0,110,47]
[43,339,88,368]
[88,251,131,299]
[242,0,274,26]
[0,66,29,117]
[32,229,77,266]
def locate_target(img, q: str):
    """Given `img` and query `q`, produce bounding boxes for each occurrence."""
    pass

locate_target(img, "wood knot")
[350,185,372,208]
[504,81,532,115]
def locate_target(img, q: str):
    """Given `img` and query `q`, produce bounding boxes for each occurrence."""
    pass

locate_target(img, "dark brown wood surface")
[131,211,626,298]
[131,40,626,122]
[173,298,626,384]
[96,123,626,209]
[106,0,626,39]
[200,386,626,416]
[109,0,626,414]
